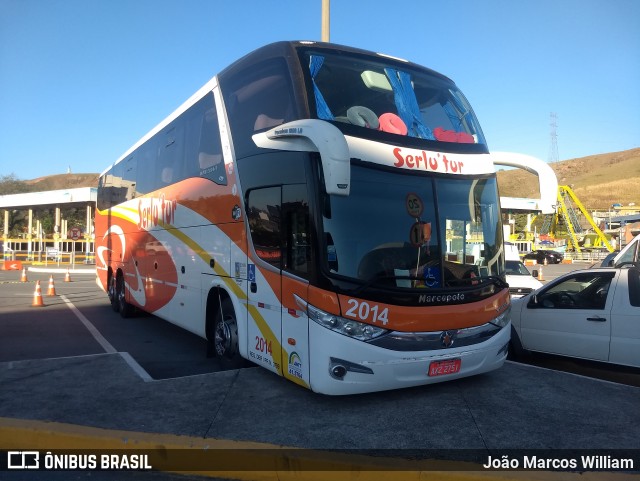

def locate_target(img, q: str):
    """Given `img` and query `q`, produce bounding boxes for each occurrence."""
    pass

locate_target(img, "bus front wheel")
[213,298,244,368]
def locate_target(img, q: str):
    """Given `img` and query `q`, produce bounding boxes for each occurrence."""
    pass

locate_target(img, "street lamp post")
[321,0,330,42]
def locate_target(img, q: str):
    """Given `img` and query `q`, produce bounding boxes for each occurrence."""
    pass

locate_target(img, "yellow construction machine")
[541,185,614,253]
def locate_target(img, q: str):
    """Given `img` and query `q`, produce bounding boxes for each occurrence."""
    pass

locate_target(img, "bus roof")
[104,41,455,177]
[218,41,452,84]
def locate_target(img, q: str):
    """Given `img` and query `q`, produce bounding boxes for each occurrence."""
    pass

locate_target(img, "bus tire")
[116,272,135,318]
[108,273,119,312]
[213,297,244,369]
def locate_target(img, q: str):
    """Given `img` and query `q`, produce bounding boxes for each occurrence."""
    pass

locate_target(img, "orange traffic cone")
[544,257,548,266]
[537,266,545,281]
[32,280,45,307]
[64,268,71,282]
[20,268,28,282]
[47,275,57,296]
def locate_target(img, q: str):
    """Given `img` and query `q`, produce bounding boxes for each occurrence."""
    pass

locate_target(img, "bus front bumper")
[308,321,510,395]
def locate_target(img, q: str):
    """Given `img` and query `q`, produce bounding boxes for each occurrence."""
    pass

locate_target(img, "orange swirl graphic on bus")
[96,212,178,313]
[127,230,178,312]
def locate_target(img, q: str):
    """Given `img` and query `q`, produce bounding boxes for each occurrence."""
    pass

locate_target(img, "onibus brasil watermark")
[7,451,151,470]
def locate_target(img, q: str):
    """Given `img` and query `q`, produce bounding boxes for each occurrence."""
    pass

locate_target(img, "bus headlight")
[308,303,388,341]
[490,306,511,328]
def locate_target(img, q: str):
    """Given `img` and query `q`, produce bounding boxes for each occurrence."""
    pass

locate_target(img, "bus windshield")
[303,50,486,146]
[322,164,504,289]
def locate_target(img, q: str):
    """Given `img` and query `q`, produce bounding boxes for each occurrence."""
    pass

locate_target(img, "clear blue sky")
[1,0,639,180]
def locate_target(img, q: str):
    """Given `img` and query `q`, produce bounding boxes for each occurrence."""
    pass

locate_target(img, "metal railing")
[563,250,610,263]
[2,238,96,266]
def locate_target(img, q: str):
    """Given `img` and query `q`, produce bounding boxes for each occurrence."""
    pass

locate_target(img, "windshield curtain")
[322,165,504,289]
[304,51,486,146]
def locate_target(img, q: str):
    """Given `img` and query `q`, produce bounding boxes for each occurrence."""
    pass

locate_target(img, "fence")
[562,250,611,263]
[2,238,95,266]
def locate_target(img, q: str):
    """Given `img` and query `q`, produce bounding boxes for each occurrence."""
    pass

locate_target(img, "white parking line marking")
[60,295,154,382]
[60,295,116,354]
[118,351,154,382]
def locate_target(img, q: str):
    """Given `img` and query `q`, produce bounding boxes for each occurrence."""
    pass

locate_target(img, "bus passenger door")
[280,183,312,388]
[245,187,284,375]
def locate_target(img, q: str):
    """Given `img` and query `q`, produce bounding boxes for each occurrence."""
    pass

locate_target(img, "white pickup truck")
[510,267,640,368]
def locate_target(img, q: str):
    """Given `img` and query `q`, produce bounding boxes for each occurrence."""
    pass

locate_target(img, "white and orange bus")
[96,41,510,395]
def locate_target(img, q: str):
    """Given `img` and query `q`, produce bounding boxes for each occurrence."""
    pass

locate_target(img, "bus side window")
[184,93,226,185]
[135,137,158,196]
[97,169,113,210]
[158,121,184,187]
[221,58,295,159]
[122,155,137,200]
[247,186,282,269]
[198,107,226,185]
[110,161,126,205]
[253,77,291,132]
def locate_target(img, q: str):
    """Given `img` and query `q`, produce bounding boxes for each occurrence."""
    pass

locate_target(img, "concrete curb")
[1,417,635,481]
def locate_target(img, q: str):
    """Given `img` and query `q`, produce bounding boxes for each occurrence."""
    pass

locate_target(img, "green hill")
[497,147,640,210]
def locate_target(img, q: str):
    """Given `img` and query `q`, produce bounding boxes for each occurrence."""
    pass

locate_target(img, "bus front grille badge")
[440,331,456,348]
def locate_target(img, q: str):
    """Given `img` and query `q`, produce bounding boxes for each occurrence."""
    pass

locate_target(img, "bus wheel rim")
[215,321,231,357]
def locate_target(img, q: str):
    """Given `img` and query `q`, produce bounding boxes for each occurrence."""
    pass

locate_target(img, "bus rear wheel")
[108,274,119,312]
[213,298,244,368]
[116,273,135,318]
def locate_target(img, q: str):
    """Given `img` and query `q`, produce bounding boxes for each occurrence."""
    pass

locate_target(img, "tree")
[0,174,26,195]
[39,211,54,236]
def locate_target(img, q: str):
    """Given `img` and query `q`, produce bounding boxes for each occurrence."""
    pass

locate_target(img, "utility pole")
[321,0,330,42]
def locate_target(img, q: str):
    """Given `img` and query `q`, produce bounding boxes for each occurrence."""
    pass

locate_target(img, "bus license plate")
[428,359,461,377]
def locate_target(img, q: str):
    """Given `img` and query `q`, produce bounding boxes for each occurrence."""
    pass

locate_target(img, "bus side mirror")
[531,269,538,278]
[252,119,350,196]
